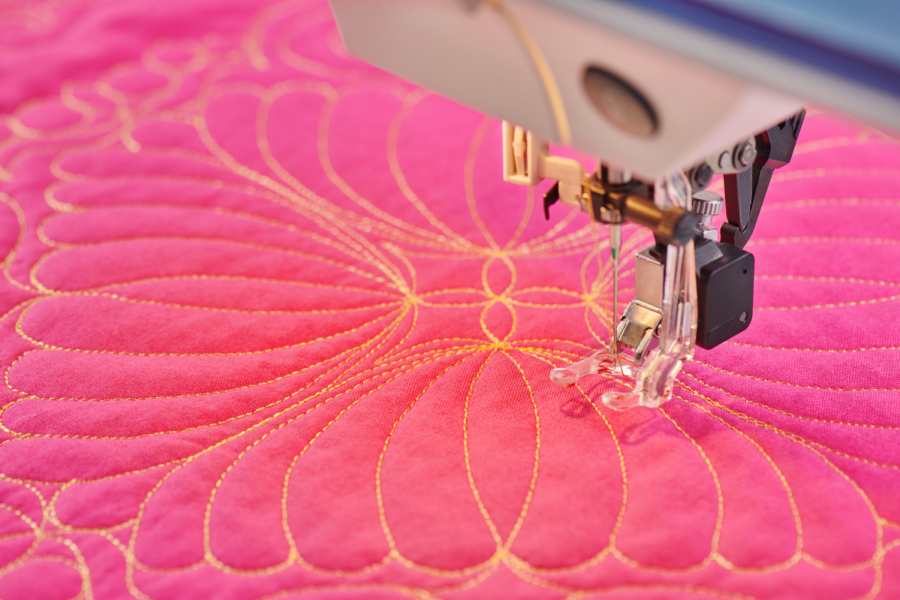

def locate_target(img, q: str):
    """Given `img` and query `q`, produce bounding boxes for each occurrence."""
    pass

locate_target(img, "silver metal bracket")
[616,300,661,364]
[615,245,665,364]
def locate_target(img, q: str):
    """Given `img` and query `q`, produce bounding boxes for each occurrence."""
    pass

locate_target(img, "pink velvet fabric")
[1,1,899,599]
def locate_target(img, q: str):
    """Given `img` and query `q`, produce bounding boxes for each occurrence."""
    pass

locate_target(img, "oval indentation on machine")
[583,66,657,137]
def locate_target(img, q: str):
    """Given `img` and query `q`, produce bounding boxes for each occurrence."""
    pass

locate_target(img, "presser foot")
[550,172,699,412]
[549,351,634,388]
[548,348,683,411]
[600,347,685,410]
[547,349,671,412]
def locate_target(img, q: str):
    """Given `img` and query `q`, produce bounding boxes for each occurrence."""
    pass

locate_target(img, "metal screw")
[691,190,723,224]
[718,152,731,169]
[739,311,748,323]
[737,143,757,167]
[690,164,713,191]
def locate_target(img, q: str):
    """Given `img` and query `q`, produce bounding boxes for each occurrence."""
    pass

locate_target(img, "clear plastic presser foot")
[552,170,699,411]
[550,351,634,388]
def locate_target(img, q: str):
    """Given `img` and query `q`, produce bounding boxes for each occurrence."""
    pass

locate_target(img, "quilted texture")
[0,1,899,599]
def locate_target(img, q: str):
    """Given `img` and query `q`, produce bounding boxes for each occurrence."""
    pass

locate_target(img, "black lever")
[720,109,806,248]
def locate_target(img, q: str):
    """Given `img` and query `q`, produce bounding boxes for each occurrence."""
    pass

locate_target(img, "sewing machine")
[328,0,900,409]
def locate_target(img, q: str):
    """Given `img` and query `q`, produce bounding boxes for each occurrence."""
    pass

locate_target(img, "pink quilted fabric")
[1,1,899,598]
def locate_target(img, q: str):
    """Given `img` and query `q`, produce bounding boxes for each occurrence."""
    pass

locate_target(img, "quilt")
[0,1,899,599]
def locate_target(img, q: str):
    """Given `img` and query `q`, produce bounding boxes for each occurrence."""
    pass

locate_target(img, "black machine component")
[694,109,805,346]
[720,110,806,248]
[694,238,754,349]
[635,239,755,351]
[692,109,805,347]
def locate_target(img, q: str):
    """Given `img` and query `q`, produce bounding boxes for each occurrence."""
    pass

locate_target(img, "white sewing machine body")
[329,0,899,181]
